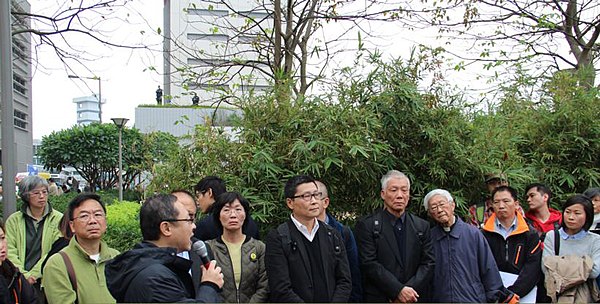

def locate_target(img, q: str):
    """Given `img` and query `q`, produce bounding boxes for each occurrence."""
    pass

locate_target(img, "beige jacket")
[544,255,600,303]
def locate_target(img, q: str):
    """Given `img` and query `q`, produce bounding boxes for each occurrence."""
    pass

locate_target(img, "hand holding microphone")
[192,240,224,288]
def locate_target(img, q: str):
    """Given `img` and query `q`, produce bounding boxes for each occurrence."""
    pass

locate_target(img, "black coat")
[105,241,220,303]
[354,209,435,302]
[265,220,352,302]
[482,213,542,297]
[0,259,37,304]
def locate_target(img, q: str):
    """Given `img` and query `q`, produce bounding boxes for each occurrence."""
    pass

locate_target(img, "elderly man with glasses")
[424,189,517,303]
[5,175,62,295]
[105,194,223,303]
[43,193,119,303]
[265,175,351,302]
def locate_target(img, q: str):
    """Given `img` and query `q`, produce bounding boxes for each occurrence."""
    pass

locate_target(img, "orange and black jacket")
[482,212,542,297]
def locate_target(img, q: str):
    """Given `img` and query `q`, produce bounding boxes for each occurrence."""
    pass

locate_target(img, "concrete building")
[0,0,33,171]
[164,0,272,105]
[135,105,239,140]
[73,95,102,125]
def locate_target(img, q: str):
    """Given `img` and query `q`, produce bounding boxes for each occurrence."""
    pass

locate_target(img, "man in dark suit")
[355,170,435,303]
[265,175,352,302]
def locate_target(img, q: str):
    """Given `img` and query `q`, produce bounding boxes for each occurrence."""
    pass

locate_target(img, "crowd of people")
[0,171,599,303]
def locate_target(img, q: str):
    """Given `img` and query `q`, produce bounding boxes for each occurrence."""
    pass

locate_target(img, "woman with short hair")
[5,176,62,289]
[206,192,268,302]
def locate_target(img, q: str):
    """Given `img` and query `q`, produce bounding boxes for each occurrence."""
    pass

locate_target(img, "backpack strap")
[373,211,382,239]
[59,251,79,304]
[277,222,295,255]
[553,227,560,256]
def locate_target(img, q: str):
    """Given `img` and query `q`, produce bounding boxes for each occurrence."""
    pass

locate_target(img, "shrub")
[105,201,141,252]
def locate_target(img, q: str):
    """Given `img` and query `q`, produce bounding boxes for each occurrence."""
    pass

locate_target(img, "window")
[13,74,27,95]
[187,33,229,42]
[188,8,229,17]
[14,110,28,129]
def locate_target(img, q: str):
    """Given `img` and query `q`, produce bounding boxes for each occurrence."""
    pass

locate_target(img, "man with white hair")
[355,170,434,303]
[424,189,516,303]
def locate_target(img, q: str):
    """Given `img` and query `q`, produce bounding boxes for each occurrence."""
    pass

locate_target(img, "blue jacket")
[326,213,363,302]
[430,217,505,303]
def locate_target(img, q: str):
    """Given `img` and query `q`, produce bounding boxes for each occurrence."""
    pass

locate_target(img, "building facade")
[0,0,33,171]
[164,0,272,105]
[73,95,102,125]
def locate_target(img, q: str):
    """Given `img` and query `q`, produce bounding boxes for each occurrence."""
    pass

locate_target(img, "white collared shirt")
[290,214,319,242]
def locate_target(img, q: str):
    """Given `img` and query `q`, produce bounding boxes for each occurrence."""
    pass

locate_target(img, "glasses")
[429,201,448,212]
[73,212,106,222]
[30,190,49,197]
[222,208,244,215]
[163,218,194,223]
[292,192,323,202]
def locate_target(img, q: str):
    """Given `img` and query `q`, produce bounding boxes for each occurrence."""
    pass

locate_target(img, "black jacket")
[482,212,542,297]
[194,213,260,241]
[104,241,220,303]
[0,259,37,304]
[265,219,352,302]
[354,209,435,302]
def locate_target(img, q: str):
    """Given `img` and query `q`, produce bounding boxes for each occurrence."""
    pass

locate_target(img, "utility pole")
[163,0,171,103]
[1,0,18,216]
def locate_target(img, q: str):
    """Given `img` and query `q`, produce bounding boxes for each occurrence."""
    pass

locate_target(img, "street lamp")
[68,75,102,123]
[111,118,129,201]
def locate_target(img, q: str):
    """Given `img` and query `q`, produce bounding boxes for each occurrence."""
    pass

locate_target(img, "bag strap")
[554,227,560,255]
[59,251,79,304]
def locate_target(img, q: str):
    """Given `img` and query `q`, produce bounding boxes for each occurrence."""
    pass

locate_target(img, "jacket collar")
[482,211,530,236]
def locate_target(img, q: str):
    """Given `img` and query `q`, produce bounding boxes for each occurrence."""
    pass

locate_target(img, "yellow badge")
[250,252,257,261]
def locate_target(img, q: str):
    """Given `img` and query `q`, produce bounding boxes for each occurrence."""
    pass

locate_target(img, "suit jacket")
[265,219,352,302]
[355,208,435,302]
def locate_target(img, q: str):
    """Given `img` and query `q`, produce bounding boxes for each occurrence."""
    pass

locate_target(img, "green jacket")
[207,236,269,303]
[42,237,119,304]
[5,208,63,280]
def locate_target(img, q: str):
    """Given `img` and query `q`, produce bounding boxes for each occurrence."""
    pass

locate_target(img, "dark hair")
[561,194,594,232]
[525,183,553,206]
[583,187,600,201]
[140,194,179,241]
[58,212,74,240]
[212,192,251,231]
[68,193,106,221]
[491,185,519,201]
[284,175,316,199]
[194,176,226,199]
[0,218,4,233]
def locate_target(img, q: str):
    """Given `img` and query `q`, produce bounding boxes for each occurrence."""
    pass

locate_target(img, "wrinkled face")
[381,177,410,217]
[563,204,586,235]
[492,190,518,222]
[168,202,196,252]
[196,190,213,214]
[70,199,107,241]
[219,200,246,232]
[287,182,321,222]
[486,179,508,194]
[28,185,49,210]
[173,192,198,221]
[428,195,455,226]
[526,188,547,211]
[592,196,600,214]
[0,227,6,264]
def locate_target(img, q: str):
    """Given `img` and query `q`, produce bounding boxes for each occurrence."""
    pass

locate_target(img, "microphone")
[191,239,212,269]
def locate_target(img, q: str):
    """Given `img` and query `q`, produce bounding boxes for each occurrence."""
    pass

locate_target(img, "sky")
[30,0,164,139]
[27,1,527,140]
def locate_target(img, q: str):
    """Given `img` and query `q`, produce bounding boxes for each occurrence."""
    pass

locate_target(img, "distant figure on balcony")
[192,92,199,106]
[156,86,163,105]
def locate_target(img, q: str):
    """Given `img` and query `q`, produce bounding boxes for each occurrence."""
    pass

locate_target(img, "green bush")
[105,201,142,252]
